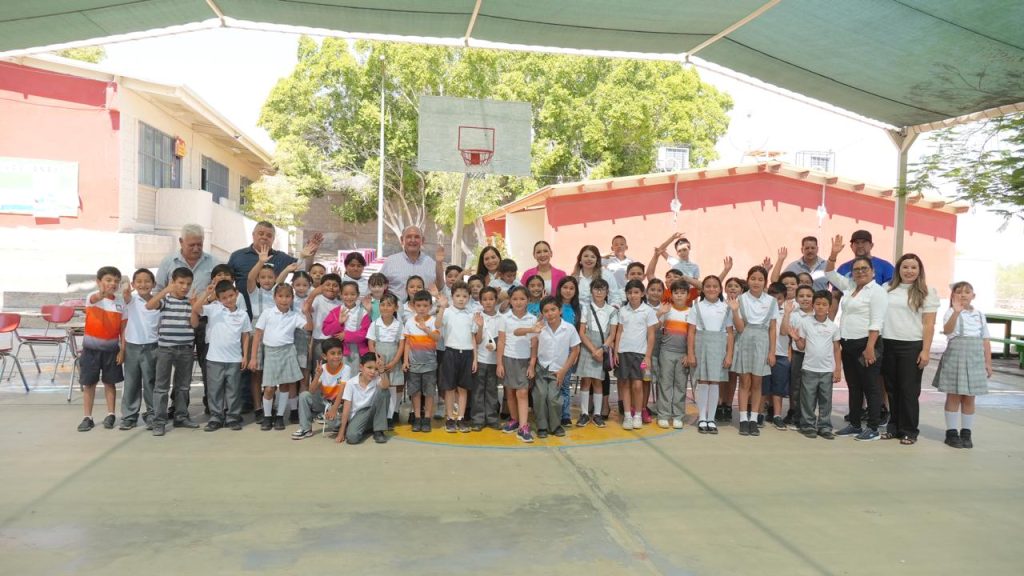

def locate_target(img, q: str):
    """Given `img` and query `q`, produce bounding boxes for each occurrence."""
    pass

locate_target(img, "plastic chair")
[0,313,29,392]
[60,299,85,401]
[16,304,75,382]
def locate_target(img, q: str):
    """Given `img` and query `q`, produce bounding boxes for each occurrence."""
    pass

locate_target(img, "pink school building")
[482,162,966,290]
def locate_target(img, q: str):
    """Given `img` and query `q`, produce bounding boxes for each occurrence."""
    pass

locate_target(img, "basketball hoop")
[458,126,495,169]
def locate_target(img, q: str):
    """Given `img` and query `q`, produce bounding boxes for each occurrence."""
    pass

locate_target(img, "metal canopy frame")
[3,1,1023,258]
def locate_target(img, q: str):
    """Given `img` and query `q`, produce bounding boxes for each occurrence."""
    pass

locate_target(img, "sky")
[101,27,1024,302]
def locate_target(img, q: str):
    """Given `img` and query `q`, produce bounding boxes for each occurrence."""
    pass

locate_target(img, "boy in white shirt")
[471,287,504,430]
[436,281,478,432]
[191,280,252,431]
[304,273,343,369]
[791,290,842,439]
[118,268,161,430]
[615,279,659,430]
[337,352,391,445]
[530,296,581,438]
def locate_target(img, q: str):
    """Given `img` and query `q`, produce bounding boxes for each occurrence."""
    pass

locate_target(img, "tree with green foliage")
[242,173,309,230]
[910,113,1024,222]
[56,46,106,63]
[259,38,732,246]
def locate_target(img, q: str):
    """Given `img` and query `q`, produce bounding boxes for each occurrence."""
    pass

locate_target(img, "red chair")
[16,305,75,382]
[0,313,29,392]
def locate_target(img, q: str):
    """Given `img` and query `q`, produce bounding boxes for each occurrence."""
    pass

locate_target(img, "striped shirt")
[659,305,691,353]
[403,315,439,373]
[380,251,437,301]
[83,291,123,352]
[157,295,195,347]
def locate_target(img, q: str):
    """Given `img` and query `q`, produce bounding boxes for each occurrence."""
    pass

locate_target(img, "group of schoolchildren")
[74,231,992,448]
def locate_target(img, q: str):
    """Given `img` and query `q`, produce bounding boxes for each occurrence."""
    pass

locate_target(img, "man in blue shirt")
[227,221,322,317]
[835,229,894,286]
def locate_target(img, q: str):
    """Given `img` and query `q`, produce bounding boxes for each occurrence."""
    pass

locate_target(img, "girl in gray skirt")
[934,281,992,449]
[368,292,405,430]
[250,284,313,431]
[728,266,778,437]
[687,275,735,434]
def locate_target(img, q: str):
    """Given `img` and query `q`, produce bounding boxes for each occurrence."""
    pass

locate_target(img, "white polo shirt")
[256,307,307,346]
[342,374,382,419]
[738,291,779,326]
[537,318,581,371]
[797,315,841,372]
[827,272,887,339]
[691,299,733,333]
[790,307,811,351]
[203,302,253,363]
[501,311,537,360]
[368,316,404,344]
[617,301,658,354]
[943,308,990,339]
[475,311,504,365]
[441,306,478,351]
[123,292,160,345]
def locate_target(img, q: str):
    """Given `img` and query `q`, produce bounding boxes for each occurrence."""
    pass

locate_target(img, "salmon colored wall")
[0,62,119,230]
[522,172,956,291]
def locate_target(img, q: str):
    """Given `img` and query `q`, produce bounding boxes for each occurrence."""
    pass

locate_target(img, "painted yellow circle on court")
[392,418,682,449]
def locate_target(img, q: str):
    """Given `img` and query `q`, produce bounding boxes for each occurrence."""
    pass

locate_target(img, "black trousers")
[881,339,923,439]
[840,337,883,430]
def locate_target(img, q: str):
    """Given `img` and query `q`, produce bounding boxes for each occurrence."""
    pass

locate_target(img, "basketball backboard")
[417,96,532,176]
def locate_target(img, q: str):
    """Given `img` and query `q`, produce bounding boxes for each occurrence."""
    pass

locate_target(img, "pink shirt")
[520,266,567,295]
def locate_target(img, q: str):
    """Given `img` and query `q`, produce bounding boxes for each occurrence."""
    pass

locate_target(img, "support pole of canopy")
[887,128,918,261]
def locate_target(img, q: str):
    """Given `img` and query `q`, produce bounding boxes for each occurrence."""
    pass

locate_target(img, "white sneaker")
[657,418,670,428]
[622,416,633,430]
[633,414,643,429]
[672,418,684,429]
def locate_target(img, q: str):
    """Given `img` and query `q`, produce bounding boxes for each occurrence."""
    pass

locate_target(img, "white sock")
[945,411,958,429]
[961,413,974,430]
[579,390,591,415]
[739,411,748,422]
[593,393,603,415]
[262,397,273,416]
[288,397,298,411]
[695,383,710,420]
[276,391,289,416]
[748,410,755,422]
[389,387,398,415]
[708,386,720,421]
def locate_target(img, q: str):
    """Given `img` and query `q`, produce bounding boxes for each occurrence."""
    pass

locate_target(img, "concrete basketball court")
[2,359,1022,575]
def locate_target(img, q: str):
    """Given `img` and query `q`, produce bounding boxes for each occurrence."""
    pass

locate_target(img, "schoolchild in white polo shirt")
[119,268,161,430]
[471,286,504,430]
[337,352,391,445]
[791,290,842,439]
[530,296,581,438]
[497,286,538,443]
[615,279,659,430]
[192,280,252,431]
[437,281,479,433]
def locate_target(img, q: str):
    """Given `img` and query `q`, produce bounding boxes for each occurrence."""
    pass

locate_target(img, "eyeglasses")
[852,267,871,273]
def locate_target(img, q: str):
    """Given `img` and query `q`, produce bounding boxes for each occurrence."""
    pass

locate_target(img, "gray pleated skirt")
[732,324,771,377]
[932,336,988,395]
[293,328,309,370]
[695,330,729,382]
[577,326,606,379]
[374,340,404,387]
[262,344,302,387]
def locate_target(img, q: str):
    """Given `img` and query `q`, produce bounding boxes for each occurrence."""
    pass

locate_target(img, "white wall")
[505,209,546,270]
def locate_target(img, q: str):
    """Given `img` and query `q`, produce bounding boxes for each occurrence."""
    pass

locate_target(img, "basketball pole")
[452,172,470,268]
[376,55,386,260]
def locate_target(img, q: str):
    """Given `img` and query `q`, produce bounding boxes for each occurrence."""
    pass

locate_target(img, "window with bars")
[201,156,229,204]
[138,122,174,188]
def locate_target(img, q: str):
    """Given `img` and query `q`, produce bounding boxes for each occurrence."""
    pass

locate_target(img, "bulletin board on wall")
[0,156,79,217]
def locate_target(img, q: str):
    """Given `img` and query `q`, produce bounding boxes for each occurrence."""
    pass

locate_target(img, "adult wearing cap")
[836,229,895,286]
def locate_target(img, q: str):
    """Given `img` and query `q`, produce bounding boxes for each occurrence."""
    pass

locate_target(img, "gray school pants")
[345,388,389,443]
[154,344,194,425]
[471,363,499,427]
[800,370,834,432]
[657,349,688,419]
[206,360,243,425]
[121,342,157,424]
[299,390,341,433]
[788,350,805,423]
[533,364,564,432]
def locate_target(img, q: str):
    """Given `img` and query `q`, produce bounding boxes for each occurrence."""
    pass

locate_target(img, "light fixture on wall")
[670,178,681,222]
[816,182,828,227]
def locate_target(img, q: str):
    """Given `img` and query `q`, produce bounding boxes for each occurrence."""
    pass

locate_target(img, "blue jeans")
[560,364,576,421]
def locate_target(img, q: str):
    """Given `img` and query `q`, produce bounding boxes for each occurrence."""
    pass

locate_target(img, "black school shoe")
[373,431,388,444]
[537,429,549,439]
[274,415,286,430]
[78,417,95,432]
[748,421,760,436]
[260,417,274,431]
[204,421,223,432]
[102,414,116,429]
[739,421,749,436]
[959,429,973,449]
[228,420,243,431]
